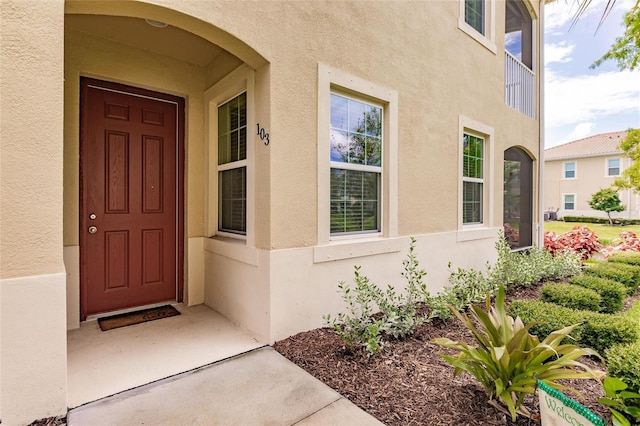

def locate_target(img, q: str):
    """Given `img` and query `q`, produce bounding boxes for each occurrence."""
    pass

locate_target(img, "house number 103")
[257,123,270,145]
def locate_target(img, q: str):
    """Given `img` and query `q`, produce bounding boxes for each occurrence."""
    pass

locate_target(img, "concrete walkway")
[67,347,384,426]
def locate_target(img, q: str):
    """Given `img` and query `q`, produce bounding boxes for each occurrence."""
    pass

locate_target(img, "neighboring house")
[0,0,543,423]
[544,131,638,220]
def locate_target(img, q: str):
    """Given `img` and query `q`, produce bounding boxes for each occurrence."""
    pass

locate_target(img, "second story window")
[564,162,576,179]
[465,0,485,35]
[607,158,621,177]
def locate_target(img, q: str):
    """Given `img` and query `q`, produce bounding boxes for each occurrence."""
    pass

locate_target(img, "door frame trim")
[79,77,185,320]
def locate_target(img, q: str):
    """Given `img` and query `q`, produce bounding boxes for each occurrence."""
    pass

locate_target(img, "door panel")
[80,78,184,318]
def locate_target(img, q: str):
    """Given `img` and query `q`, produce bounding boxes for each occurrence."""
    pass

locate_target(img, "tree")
[547,0,640,71]
[613,128,640,191]
[588,188,625,225]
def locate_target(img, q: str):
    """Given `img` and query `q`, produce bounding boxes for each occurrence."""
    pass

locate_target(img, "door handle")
[88,226,98,234]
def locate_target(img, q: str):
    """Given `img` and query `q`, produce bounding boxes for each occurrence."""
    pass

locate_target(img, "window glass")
[505,0,533,69]
[564,194,575,210]
[564,162,575,179]
[218,93,247,235]
[463,133,484,224]
[504,147,533,249]
[608,158,620,176]
[465,0,485,34]
[330,93,382,234]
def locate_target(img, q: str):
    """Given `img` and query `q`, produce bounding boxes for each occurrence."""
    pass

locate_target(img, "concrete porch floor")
[67,303,264,408]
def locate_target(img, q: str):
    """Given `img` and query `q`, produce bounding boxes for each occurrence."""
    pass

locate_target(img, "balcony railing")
[505,51,535,118]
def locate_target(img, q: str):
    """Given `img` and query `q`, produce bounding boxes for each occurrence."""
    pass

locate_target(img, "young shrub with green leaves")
[598,376,640,426]
[541,283,601,312]
[568,274,627,314]
[584,263,637,295]
[432,286,604,422]
[507,300,639,354]
[606,341,640,395]
[428,263,494,320]
[606,262,640,294]
[608,251,640,267]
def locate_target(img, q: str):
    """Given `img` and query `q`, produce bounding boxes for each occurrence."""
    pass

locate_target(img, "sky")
[544,0,640,148]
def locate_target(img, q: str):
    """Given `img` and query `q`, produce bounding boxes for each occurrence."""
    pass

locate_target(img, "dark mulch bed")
[274,282,616,426]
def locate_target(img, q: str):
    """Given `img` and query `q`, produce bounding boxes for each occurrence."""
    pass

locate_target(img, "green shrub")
[606,341,640,394]
[606,262,640,294]
[580,313,640,355]
[507,300,584,343]
[598,376,640,426]
[432,286,603,422]
[428,263,494,320]
[568,274,627,314]
[562,216,640,225]
[584,263,636,295]
[506,300,639,354]
[541,283,601,312]
[608,251,640,267]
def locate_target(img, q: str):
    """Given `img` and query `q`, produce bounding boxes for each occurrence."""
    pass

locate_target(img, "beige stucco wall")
[1,1,68,424]
[545,156,639,219]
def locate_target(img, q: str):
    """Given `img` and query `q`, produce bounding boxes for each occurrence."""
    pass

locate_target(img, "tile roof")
[544,130,628,160]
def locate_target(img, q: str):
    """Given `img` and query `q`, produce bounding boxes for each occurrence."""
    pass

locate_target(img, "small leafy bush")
[568,274,627,314]
[323,238,429,355]
[606,262,640,294]
[563,216,640,225]
[606,341,640,394]
[541,283,601,312]
[507,300,640,354]
[598,376,640,426]
[584,263,637,295]
[544,226,602,260]
[608,250,640,266]
[432,286,604,422]
[603,231,640,259]
[428,263,494,320]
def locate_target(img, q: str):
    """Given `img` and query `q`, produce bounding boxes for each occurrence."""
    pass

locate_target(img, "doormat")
[98,305,180,331]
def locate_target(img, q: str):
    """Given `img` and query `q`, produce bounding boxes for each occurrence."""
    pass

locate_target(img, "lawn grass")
[543,221,640,246]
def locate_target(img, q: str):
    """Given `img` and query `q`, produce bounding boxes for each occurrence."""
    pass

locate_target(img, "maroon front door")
[80,78,184,319]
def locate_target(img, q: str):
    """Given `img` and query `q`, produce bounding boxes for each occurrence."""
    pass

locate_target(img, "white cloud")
[545,69,640,129]
[544,0,634,31]
[545,41,575,64]
[564,122,595,142]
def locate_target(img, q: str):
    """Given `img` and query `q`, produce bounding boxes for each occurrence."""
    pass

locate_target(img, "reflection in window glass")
[564,194,575,210]
[608,158,620,176]
[564,162,575,179]
[330,93,382,234]
[465,0,485,35]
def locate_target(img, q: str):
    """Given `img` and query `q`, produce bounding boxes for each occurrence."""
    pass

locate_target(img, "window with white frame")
[316,64,398,249]
[459,0,496,52]
[564,162,576,179]
[330,93,382,234]
[462,133,485,224]
[607,158,621,177]
[564,194,575,210]
[217,93,247,235]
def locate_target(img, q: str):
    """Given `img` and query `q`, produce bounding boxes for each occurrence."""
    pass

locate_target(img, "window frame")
[205,65,255,246]
[607,157,621,177]
[563,193,576,211]
[563,161,576,179]
[458,0,496,53]
[462,133,485,225]
[317,63,398,248]
[458,115,495,235]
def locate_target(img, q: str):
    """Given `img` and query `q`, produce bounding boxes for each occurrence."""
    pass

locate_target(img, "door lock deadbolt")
[88,226,98,234]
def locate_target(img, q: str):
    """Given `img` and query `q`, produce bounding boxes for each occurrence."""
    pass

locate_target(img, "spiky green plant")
[431,286,605,421]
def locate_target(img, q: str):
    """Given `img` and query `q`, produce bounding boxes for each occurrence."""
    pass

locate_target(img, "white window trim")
[563,193,576,211]
[315,63,398,261]
[204,64,256,250]
[458,0,497,54]
[563,161,576,180]
[457,115,495,241]
[606,157,621,177]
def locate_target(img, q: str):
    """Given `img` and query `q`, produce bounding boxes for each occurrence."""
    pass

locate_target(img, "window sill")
[457,18,496,54]
[456,226,499,242]
[204,236,258,266]
[313,237,404,263]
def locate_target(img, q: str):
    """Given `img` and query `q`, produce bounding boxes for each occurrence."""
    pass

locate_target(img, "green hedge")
[562,216,640,225]
[608,251,640,267]
[541,283,601,312]
[606,262,640,294]
[606,341,640,394]
[568,275,627,314]
[584,263,637,295]
[507,300,639,355]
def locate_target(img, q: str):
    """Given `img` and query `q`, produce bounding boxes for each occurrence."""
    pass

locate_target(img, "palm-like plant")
[431,286,605,421]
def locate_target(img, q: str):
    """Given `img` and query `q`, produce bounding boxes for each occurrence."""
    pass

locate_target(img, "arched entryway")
[504,146,534,249]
